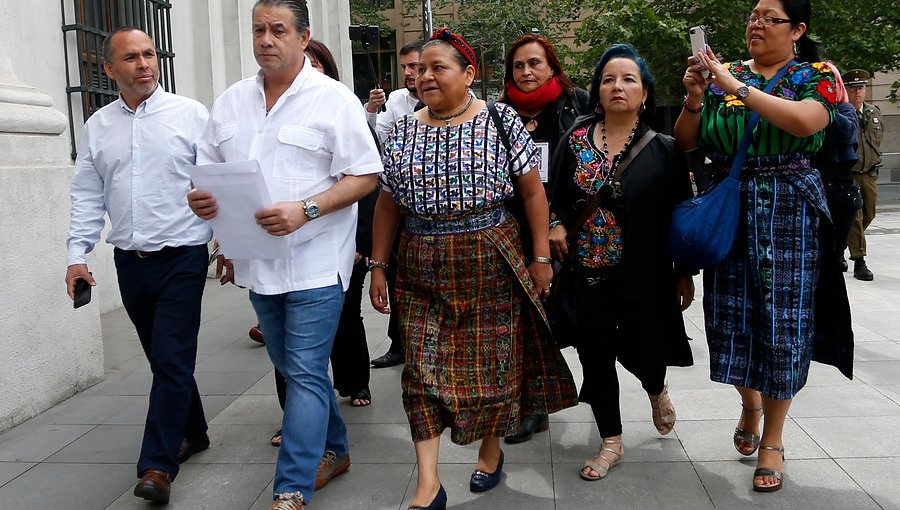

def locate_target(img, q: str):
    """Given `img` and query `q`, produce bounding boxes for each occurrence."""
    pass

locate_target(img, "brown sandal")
[580,438,623,481]
[733,404,763,456]
[648,385,676,435]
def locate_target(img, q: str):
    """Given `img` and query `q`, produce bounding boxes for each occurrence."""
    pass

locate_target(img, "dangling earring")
[793,41,798,55]
[640,101,646,113]
[595,104,605,115]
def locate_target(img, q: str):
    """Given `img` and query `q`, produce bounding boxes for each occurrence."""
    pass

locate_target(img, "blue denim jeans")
[249,281,348,502]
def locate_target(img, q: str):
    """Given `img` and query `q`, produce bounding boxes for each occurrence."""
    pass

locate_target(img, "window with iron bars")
[61,0,175,160]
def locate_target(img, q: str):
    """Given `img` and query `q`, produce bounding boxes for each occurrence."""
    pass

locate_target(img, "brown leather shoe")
[133,469,171,503]
[177,432,210,463]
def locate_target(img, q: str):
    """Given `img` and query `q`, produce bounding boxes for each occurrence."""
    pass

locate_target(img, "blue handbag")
[667,61,795,272]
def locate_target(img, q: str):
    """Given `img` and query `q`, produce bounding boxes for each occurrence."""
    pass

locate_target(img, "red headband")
[430,27,478,69]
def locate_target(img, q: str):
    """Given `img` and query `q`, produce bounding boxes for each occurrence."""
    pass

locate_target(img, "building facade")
[0,0,353,432]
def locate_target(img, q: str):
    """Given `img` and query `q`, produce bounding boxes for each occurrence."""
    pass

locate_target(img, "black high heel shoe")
[408,484,447,510]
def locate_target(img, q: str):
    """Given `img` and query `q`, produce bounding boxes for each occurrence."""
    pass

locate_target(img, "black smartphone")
[73,278,92,309]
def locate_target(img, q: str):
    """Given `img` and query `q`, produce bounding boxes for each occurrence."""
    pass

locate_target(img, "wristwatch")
[736,85,751,100]
[302,198,320,220]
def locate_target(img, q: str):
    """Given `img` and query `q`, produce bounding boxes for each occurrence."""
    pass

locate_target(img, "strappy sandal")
[580,438,623,481]
[271,429,283,447]
[648,385,676,435]
[733,404,763,456]
[753,445,785,492]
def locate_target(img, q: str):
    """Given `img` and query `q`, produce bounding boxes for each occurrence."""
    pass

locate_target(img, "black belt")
[115,246,182,259]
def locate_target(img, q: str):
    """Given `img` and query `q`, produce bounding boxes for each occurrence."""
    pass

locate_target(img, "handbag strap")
[565,126,658,246]
[488,101,515,174]
[728,60,796,179]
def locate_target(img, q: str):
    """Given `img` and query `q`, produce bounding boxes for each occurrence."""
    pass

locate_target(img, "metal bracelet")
[532,256,553,264]
[367,260,389,272]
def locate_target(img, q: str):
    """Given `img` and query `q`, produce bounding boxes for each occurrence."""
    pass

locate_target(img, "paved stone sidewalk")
[1,212,899,509]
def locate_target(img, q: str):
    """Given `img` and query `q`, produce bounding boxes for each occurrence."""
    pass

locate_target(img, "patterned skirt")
[704,159,829,400]
[396,216,578,444]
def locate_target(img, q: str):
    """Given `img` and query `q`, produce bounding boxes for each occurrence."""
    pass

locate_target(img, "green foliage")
[570,0,900,103]
[349,0,395,37]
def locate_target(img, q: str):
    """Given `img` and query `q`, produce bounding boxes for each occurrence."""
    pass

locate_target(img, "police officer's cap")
[843,69,871,88]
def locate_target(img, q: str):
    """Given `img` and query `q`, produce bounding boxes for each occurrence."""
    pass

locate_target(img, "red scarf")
[505,76,564,114]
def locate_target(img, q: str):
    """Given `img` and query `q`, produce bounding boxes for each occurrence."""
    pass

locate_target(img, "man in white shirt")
[65,27,212,504]
[187,2,381,509]
[365,39,424,143]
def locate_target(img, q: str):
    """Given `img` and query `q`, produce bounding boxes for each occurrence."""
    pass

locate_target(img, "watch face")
[737,86,750,99]
[305,200,320,219]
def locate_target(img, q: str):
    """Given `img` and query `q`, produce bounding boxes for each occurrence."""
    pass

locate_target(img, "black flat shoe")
[505,414,549,444]
[470,450,504,493]
[409,484,447,510]
[371,351,404,368]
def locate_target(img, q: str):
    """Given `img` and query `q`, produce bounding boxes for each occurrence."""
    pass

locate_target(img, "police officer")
[843,69,884,281]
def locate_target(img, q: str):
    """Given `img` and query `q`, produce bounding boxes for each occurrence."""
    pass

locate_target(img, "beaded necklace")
[588,116,639,190]
[427,94,474,126]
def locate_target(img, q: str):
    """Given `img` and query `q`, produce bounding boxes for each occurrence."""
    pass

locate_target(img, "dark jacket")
[549,115,694,366]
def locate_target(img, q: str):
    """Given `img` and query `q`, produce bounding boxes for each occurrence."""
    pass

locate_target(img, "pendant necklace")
[428,94,474,126]
[521,112,540,132]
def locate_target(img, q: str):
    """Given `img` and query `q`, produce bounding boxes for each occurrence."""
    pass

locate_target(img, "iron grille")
[61,0,175,160]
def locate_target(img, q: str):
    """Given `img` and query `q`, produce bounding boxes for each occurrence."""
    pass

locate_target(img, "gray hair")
[101,26,149,64]
[252,0,310,33]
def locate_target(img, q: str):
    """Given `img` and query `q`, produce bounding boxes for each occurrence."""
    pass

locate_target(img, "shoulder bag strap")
[565,127,658,245]
[729,60,796,178]
[487,101,514,172]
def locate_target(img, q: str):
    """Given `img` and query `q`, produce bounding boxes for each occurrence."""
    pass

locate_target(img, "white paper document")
[186,160,290,260]
[536,142,550,183]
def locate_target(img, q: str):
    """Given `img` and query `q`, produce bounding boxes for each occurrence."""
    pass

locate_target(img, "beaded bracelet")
[682,96,703,114]
[549,220,563,229]
[533,256,553,264]
[367,260,388,272]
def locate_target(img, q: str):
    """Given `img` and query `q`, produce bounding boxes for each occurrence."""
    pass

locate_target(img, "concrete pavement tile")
[244,370,278,395]
[209,395,283,426]
[837,458,900,510]
[788,385,900,418]
[101,312,137,338]
[661,364,722,391]
[805,362,865,387]
[877,385,900,405]
[195,351,275,373]
[80,368,152,396]
[794,416,900,457]
[549,402,595,423]
[104,395,237,425]
[0,423,93,462]
[675,418,827,462]
[431,425,552,465]
[847,324,893,343]
[196,371,270,396]
[186,425,279,464]
[104,353,140,372]
[854,341,900,361]
[345,423,417,464]
[550,421,688,464]
[339,369,407,425]
[107,462,276,510]
[0,463,135,509]
[553,460,714,509]
[420,462,556,510]
[305,463,413,510]
[664,387,753,421]
[30,395,136,425]
[0,462,33,487]
[853,361,900,386]
[694,459,881,509]
[46,424,142,464]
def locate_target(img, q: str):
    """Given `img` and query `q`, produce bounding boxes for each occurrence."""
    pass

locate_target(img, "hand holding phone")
[73,277,92,309]
[689,26,710,79]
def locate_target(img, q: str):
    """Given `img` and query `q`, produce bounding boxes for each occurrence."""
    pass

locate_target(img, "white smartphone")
[689,26,710,79]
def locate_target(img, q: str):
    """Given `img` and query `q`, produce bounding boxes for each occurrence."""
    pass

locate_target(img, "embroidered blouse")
[698,61,837,157]
[380,102,540,217]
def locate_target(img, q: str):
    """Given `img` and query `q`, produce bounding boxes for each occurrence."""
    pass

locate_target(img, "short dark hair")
[101,26,148,63]
[589,44,657,121]
[400,40,426,57]
[306,39,340,80]
[252,0,310,33]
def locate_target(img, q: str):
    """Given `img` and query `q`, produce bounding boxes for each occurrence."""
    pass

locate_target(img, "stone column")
[0,56,103,432]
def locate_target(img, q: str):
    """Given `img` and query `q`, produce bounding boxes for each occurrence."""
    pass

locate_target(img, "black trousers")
[273,260,371,409]
[114,245,208,479]
[574,273,666,438]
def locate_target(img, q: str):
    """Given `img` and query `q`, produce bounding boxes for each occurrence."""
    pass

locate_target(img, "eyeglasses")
[746,15,792,27]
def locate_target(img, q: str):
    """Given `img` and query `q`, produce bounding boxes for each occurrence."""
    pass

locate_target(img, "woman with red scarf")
[499,34,589,445]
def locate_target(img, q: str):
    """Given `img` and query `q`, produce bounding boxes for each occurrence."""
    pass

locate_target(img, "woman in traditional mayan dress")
[674,0,853,493]
[368,29,577,510]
